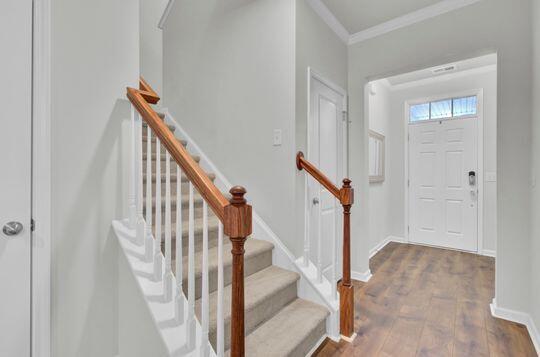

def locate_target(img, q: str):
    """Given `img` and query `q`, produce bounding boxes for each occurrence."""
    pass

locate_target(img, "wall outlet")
[273,129,282,146]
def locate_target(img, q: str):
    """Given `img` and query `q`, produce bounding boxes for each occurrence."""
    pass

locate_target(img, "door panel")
[409,118,478,252]
[0,0,33,356]
[308,77,345,280]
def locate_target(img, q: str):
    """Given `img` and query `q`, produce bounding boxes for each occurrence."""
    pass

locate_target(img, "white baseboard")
[481,249,496,258]
[369,236,405,258]
[490,299,540,355]
[306,333,328,357]
[351,269,372,282]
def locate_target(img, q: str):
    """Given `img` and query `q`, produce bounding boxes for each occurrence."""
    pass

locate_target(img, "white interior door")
[308,75,346,281]
[408,118,478,252]
[0,0,33,355]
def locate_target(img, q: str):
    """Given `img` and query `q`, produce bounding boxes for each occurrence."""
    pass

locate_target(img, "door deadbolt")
[312,197,320,205]
[2,222,23,236]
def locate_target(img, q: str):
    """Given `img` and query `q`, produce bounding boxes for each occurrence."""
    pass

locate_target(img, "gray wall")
[51,0,139,355]
[367,81,392,252]
[162,0,347,258]
[530,0,540,335]
[140,0,168,94]
[295,0,348,257]
[348,0,532,312]
[163,0,297,252]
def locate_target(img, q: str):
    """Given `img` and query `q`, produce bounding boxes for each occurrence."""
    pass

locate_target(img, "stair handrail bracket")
[127,77,251,357]
[296,151,355,340]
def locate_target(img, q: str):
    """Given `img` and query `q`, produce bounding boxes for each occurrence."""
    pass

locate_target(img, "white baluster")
[186,182,196,349]
[164,151,173,301]
[216,223,224,357]
[154,138,163,282]
[145,128,154,262]
[136,113,146,245]
[332,200,338,301]
[201,201,209,356]
[175,164,184,323]
[317,190,323,284]
[303,175,310,267]
[128,106,137,230]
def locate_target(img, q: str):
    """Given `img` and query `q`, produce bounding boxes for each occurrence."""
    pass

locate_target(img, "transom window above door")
[410,95,477,122]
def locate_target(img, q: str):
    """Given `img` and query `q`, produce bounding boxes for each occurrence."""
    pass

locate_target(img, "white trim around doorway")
[303,66,348,278]
[32,0,52,356]
[306,67,348,176]
[403,88,485,255]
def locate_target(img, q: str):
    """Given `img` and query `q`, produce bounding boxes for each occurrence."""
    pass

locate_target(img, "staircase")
[141,118,329,356]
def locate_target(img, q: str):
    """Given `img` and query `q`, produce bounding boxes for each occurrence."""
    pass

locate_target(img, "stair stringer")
[114,220,214,357]
[162,108,342,342]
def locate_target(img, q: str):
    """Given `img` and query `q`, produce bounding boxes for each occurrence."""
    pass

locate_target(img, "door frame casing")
[403,88,484,254]
[32,0,52,355]
[304,67,348,271]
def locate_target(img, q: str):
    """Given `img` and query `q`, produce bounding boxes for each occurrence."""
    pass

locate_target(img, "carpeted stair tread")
[144,192,206,210]
[143,122,176,132]
[196,265,300,351]
[232,298,329,357]
[142,135,187,147]
[143,172,216,183]
[142,153,200,163]
[175,238,273,300]
[152,214,220,239]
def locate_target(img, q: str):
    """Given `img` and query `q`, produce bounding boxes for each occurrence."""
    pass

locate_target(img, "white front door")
[408,118,478,252]
[308,74,346,281]
[0,0,33,355]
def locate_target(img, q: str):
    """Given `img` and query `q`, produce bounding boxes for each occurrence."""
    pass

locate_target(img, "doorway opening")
[366,54,497,257]
[305,68,348,283]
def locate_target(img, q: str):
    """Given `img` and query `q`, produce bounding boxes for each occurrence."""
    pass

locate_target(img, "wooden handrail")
[296,151,355,339]
[127,86,230,221]
[296,152,341,201]
[128,78,251,356]
[138,77,160,104]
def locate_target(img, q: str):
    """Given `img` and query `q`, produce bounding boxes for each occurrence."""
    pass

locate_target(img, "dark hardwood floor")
[314,242,537,357]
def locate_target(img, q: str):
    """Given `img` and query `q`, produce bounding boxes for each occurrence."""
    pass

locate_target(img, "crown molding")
[305,0,350,44]
[349,0,483,44]
[306,0,483,46]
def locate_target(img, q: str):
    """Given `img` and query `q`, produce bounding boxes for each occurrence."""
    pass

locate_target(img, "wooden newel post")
[339,178,354,338]
[224,186,252,357]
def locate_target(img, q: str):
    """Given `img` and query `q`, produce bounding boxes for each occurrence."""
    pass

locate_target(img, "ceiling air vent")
[431,65,457,74]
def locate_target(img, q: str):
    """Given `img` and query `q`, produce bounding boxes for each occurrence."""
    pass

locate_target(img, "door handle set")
[2,221,24,236]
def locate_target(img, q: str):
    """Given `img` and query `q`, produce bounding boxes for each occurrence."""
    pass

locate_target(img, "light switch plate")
[273,129,282,146]
[485,172,496,182]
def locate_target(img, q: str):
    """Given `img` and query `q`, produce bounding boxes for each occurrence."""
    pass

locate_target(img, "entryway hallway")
[314,242,537,356]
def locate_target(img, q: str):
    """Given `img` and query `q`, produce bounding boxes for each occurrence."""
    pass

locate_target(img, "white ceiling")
[321,0,442,33]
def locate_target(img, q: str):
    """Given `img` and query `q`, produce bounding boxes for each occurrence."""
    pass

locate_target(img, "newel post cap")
[229,186,247,205]
[225,186,252,238]
[340,178,354,206]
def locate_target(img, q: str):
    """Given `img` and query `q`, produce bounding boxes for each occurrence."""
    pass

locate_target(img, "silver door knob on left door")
[3,221,23,236]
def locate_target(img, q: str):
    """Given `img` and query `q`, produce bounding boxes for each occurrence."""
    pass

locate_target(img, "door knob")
[3,222,23,236]
[312,197,320,205]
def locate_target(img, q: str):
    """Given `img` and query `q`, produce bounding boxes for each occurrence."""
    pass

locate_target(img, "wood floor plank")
[378,316,424,357]
[416,297,456,356]
[314,243,537,357]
